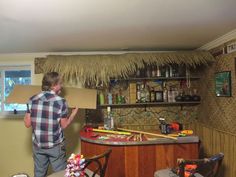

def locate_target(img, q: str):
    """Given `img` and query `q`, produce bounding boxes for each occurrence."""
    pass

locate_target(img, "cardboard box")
[5,85,97,109]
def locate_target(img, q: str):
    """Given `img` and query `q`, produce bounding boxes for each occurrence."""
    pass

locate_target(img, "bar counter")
[80,129,199,177]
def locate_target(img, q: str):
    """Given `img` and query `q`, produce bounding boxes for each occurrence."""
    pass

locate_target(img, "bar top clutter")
[80,129,199,146]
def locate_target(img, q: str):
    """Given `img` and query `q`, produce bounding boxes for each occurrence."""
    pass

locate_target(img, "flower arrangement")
[65,154,86,177]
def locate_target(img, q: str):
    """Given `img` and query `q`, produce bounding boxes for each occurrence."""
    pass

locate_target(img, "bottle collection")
[98,81,201,105]
[133,81,200,104]
[98,64,201,105]
[134,64,185,78]
[98,89,127,105]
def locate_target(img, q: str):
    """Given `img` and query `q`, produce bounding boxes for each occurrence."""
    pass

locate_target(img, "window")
[0,66,31,114]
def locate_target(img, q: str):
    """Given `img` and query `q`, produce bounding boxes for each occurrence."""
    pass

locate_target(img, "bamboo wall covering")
[197,52,236,134]
[106,106,199,131]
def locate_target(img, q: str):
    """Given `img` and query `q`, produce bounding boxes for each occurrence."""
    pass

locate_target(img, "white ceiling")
[0,0,236,53]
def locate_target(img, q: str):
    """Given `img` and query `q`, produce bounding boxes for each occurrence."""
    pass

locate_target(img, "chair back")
[178,153,224,177]
[83,149,112,177]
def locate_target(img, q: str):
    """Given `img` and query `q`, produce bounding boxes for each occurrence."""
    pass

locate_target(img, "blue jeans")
[33,142,67,177]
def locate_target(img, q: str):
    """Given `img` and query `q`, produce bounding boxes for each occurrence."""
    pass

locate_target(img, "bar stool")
[154,153,224,177]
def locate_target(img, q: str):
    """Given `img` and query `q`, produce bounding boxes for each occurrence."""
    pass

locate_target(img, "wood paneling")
[187,122,236,177]
[81,141,199,177]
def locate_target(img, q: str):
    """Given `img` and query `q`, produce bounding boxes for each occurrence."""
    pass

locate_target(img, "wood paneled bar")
[80,130,199,177]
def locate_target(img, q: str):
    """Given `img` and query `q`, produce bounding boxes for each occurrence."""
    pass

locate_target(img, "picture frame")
[215,71,231,97]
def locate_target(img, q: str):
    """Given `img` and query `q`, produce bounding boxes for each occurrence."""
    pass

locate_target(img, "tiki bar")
[1,2,236,177]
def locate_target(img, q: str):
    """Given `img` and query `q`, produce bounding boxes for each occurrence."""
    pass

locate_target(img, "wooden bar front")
[80,131,199,177]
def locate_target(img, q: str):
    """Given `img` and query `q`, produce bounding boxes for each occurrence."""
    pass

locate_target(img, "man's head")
[42,72,62,94]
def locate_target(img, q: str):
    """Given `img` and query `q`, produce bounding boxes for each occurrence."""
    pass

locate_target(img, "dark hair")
[42,72,60,91]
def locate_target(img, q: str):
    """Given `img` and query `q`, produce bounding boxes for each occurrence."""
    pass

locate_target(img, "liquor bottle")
[104,106,114,130]
[140,82,146,103]
[146,65,151,78]
[107,90,113,104]
[163,81,168,102]
[165,66,169,78]
[145,84,150,102]
[156,66,161,77]
[172,87,179,102]
[108,107,114,130]
[150,87,156,102]
[160,66,166,77]
[117,89,123,104]
[99,91,105,105]
[152,65,157,77]
[172,64,179,77]
[168,86,173,102]
[136,68,140,78]
[136,83,141,103]
[169,65,173,77]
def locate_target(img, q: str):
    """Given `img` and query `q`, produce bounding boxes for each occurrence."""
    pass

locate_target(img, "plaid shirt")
[28,91,68,148]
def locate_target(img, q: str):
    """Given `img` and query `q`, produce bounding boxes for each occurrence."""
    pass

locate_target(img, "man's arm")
[60,107,79,129]
[24,113,31,128]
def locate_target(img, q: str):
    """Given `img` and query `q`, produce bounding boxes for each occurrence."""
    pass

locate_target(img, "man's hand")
[24,113,31,128]
[60,107,79,129]
[71,107,79,117]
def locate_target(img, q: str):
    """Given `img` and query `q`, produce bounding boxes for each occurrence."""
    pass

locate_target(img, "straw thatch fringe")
[36,51,214,86]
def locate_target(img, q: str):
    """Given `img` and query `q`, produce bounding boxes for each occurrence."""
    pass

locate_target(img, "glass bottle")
[107,92,112,104]
[150,87,156,102]
[163,82,168,102]
[146,66,151,78]
[168,86,173,102]
[136,83,141,103]
[160,66,166,77]
[140,82,146,103]
[165,65,169,78]
[151,65,156,77]
[169,65,173,77]
[104,106,114,130]
[156,66,161,77]
[145,84,150,102]
[136,68,140,78]
[99,91,105,105]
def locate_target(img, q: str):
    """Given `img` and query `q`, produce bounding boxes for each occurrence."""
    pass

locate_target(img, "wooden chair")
[154,153,224,177]
[83,148,112,177]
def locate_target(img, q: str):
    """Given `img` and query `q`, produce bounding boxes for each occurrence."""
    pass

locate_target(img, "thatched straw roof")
[35,51,214,86]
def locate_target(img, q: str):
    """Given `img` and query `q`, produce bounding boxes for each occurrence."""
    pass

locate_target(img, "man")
[24,72,78,177]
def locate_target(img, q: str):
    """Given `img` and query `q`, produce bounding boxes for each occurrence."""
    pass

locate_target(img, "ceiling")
[0,0,236,53]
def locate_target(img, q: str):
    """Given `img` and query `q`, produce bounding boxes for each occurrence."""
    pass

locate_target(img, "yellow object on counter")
[92,128,131,135]
[181,130,193,135]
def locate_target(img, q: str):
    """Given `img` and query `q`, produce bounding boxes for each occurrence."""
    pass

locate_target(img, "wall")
[186,122,236,177]
[197,52,236,134]
[0,54,84,176]
[192,41,236,177]
[106,105,199,131]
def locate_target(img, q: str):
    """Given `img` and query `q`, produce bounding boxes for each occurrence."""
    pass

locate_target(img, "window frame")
[0,65,32,117]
